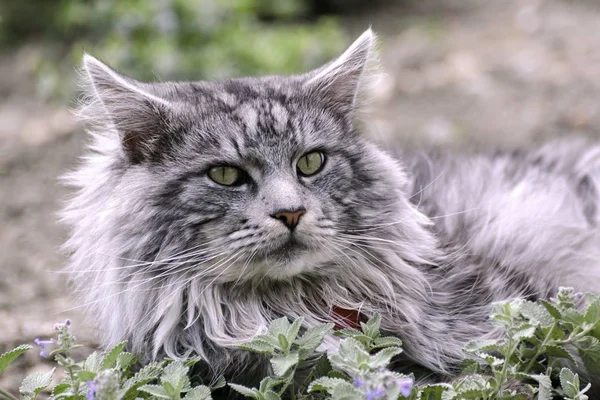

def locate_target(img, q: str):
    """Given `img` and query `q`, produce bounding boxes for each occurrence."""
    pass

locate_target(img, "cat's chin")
[252,244,332,280]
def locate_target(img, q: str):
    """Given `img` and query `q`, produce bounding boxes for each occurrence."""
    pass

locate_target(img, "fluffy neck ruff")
[116,216,474,376]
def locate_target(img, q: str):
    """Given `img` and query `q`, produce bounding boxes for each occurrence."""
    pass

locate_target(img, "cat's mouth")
[262,236,309,260]
[246,233,332,280]
[250,236,322,279]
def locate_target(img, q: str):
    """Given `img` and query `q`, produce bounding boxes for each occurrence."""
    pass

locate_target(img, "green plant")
[1,288,599,399]
[0,0,348,99]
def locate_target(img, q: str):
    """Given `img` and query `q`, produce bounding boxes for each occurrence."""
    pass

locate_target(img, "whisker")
[58,249,243,313]
[429,207,480,220]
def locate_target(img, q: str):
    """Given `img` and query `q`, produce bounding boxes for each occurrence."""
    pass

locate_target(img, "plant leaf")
[211,376,227,390]
[584,297,600,327]
[528,374,552,400]
[121,361,165,400]
[286,317,304,344]
[83,351,103,373]
[512,325,536,340]
[268,317,291,338]
[0,344,32,375]
[101,340,127,369]
[545,344,577,364]
[20,367,55,397]
[161,361,190,393]
[263,390,281,400]
[77,370,97,382]
[139,384,171,399]
[183,385,212,400]
[362,313,381,339]
[270,352,299,376]
[308,377,349,393]
[464,340,501,353]
[576,336,600,375]
[277,334,289,352]
[259,376,287,393]
[368,347,402,368]
[520,302,554,327]
[116,352,137,371]
[540,299,562,319]
[559,368,579,398]
[237,339,276,354]
[452,388,486,399]
[330,338,370,370]
[372,336,402,349]
[333,328,363,338]
[330,380,364,400]
[228,383,259,398]
[295,323,334,355]
[562,309,585,326]
[51,382,71,397]
[419,384,449,400]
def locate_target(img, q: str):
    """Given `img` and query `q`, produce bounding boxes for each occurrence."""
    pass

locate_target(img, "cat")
[62,29,600,387]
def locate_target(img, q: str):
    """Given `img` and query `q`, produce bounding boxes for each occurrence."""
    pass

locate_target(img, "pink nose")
[272,208,306,230]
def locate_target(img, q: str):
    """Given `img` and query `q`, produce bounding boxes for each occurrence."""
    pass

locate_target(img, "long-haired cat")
[62,29,600,386]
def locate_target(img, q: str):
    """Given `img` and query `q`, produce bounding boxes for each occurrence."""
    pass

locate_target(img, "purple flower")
[86,380,97,400]
[33,338,53,358]
[353,377,365,388]
[365,387,385,400]
[54,319,71,331]
[398,378,414,397]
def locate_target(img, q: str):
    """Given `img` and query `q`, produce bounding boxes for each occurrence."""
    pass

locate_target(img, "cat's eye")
[208,166,243,186]
[297,151,325,177]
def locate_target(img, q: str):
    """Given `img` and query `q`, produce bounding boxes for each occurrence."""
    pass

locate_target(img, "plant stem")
[523,322,557,374]
[557,324,595,347]
[493,333,518,397]
[0,389,20,400]
[277,367,297,399]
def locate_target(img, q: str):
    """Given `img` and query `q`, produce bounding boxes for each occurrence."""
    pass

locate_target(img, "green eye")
[297,151,325,177]
[208,166,243,186]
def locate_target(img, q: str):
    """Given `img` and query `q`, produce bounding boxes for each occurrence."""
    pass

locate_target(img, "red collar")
[331,306,363,330]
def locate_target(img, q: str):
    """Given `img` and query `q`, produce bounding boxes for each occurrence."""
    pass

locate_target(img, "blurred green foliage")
[0,0,348,99]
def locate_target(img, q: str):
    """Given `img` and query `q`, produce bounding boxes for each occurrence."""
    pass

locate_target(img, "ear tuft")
[305,28,380,116]
[78,54,173,163]
[82,54,171,108]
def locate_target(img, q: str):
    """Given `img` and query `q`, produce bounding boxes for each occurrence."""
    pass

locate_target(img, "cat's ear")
[304,28,379,116]
[81,54,173,163]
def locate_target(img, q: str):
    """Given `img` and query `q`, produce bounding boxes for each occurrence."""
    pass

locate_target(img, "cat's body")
[402,139,600,298]
[62,29,600,387]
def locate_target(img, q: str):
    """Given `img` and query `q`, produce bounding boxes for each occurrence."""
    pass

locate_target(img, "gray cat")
[62,29,600,385]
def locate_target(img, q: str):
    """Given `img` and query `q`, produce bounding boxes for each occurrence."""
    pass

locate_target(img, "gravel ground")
[1,0,599,393]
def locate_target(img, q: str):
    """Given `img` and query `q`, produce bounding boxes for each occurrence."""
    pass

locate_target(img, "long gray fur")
[61,29,600,384]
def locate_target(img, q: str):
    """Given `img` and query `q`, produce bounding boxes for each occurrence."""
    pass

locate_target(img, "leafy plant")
[0,288,599,399]
[0,320,221,400]
[452,287,600,400]
[0,0,348,99]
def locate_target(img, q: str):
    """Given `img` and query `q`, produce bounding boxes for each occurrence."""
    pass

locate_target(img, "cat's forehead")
[164,78,347,168]
[182,85,333,142]
[233,99,294,139]
[192,99,308,167]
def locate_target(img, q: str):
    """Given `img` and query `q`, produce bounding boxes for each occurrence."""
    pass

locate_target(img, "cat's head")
[70,29,411,283]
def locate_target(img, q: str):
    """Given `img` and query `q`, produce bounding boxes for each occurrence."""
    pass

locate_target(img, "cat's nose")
[271,208,306,230]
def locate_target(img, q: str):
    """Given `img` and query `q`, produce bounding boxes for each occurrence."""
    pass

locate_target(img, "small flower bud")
[398,378,414,397]
[353,377,365,387]
[365,387,385,400]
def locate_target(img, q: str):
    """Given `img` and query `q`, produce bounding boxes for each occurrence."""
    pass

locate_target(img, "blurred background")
[1,0,600,392]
